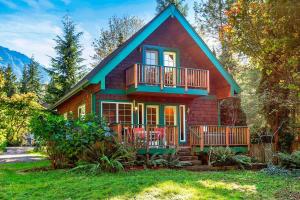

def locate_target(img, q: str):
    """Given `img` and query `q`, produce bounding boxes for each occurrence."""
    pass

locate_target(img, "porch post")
[200,126,204,151]
[207,70,210,93]
[184,68,188,91]
[226,127,230,147]
[247,128,250,151]
[160,66,163,90]
[134,64,138,88]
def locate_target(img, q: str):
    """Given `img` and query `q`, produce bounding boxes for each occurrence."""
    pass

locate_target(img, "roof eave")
[50,79,89,110]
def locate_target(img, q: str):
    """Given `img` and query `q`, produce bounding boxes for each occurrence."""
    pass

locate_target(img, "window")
[179,105,186,142]
[146,106,159,125]
[102,103,117,123]
[137,103,144,126]
[163,52,176,67]
[78,104,86,118]
[102,102,133,124]
[63,112,68,119]
[145,50,158,65]
[118,104,132,124]
[164,106,176,126]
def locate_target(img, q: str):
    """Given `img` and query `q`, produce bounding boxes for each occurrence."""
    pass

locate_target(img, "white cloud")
[21,0,54,10]
[0,14,62,67]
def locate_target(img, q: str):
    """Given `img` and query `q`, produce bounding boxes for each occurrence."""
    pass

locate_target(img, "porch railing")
[189,125,250,150]
[125,64,210,92]
[111,124,178,149]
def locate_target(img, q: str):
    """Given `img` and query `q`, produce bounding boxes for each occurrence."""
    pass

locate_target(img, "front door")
[164,106,177,145]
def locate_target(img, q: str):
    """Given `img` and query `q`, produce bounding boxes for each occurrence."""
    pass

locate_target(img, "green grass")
[0,161,299,200]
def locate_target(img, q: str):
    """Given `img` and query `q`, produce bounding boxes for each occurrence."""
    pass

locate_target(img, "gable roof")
[52,4,240,109]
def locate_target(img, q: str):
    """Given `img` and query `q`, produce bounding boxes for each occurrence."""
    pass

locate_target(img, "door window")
[163,52,176,86]
[146,106,159,125]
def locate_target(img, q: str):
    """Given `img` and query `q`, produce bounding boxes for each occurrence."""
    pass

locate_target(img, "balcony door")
[145,50,159,85]
[163,51,177,87]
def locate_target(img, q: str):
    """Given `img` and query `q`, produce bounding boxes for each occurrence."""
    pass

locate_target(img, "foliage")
[156,0,188,17]
[92,16,144,63]
[209,147,252,168]
[278,151,300,169]
[0,92,42,146]
[30,113,133,171]
[20,57,42,98]
[1,161,300,199]
[136,152,192,168]
[194,0,238,75]
[1,64,17,97]
[45,15,84,104]
[223,0,300,151]
[261,164,291,176]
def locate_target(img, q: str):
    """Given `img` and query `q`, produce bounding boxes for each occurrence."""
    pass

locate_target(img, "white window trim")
[101,101,133,124]
[137,103,144,126]
[179,105,186,142]
[63,112,68,119]
[146,105,159,125]
[78,104,86,118]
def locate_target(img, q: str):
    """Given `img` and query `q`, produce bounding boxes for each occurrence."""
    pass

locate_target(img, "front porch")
[111,124,250,155]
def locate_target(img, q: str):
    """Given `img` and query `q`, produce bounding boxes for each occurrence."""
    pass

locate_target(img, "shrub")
[30,112,132,171]
[278,151,300,169]
[136,152,192,168]
[261,164,291,176]
[209,147,252,168]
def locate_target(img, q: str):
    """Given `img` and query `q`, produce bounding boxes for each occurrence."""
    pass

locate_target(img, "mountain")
[0,46,49,83]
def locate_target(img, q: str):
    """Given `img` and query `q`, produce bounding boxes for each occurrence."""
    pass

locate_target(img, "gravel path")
[0,147,46,164]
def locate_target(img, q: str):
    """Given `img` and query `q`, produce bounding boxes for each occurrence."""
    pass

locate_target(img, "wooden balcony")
[189,125,250,151]
[125,64,210,95]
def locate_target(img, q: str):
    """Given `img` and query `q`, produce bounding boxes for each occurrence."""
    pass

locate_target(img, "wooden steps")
[177,147,202,166]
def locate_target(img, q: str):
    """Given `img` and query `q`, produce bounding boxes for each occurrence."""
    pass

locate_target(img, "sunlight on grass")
[198,180,257,194]
[112,181,199,200]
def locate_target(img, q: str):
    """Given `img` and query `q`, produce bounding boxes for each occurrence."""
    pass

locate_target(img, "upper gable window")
[145,50,158,65]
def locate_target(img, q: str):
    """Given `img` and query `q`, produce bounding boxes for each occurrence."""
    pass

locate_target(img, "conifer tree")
[20,65,29,94]
[3,64,17,97]
[45,15,84,104]
[27,57,41,95]
[156,0,188,16]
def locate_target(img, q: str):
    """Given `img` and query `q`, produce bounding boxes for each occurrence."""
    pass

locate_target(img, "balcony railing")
[110,124,178,149]
[126,64,210,92]
[189,125,250,150]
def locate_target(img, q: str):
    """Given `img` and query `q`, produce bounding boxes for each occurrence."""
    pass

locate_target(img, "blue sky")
[0,0,196,67]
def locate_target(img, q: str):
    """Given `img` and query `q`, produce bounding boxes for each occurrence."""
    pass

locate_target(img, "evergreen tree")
[3,64,17,97]
[156,0,188,16]
[45,15,84,104]
[27,57,41,95]
[20,65,29,94]
[92,16,144,63]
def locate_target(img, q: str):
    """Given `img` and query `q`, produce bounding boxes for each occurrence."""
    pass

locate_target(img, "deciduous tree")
[92,16,144,63]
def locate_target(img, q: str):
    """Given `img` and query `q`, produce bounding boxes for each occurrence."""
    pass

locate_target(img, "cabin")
[51,5,250,157]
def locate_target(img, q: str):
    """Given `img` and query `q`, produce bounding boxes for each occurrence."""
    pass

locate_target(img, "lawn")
[0,161,299,200]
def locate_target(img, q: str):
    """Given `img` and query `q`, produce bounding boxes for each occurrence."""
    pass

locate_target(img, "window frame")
[78,104,86,118]
[100,101,133,124]
[179,105,186,142]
